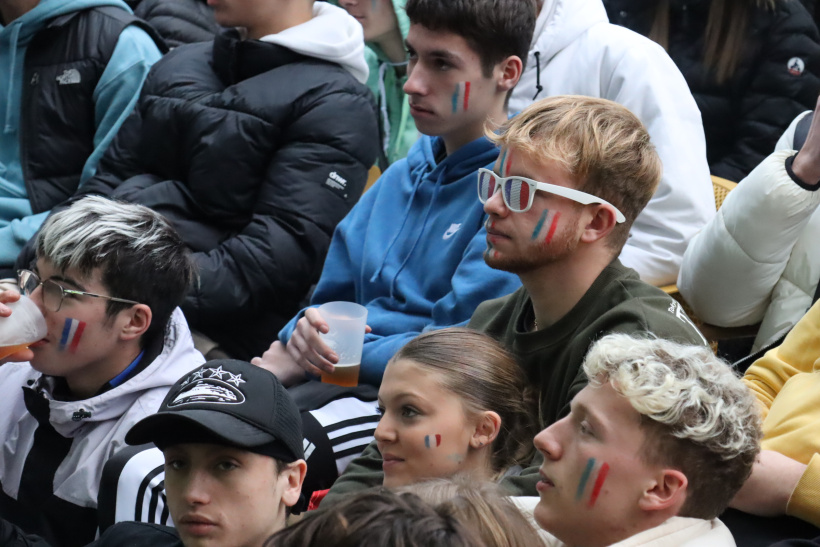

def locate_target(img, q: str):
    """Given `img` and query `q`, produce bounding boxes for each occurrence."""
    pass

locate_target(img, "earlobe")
[638,469,687,513]
[120,304,152,341]
[471,411,502,449]
[281,460,308,507]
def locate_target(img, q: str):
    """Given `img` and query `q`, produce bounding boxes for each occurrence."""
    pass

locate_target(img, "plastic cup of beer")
[318,301,368,387]
[0,295,47,361]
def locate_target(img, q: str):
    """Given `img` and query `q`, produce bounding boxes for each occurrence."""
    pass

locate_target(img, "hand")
[285,308,371,377]
[730,449,807,516]
[0,290,34,364]
[792,95,820,186]
[251,341,306,387]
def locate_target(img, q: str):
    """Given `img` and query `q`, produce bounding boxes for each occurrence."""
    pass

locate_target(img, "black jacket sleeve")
[0,519,54,547]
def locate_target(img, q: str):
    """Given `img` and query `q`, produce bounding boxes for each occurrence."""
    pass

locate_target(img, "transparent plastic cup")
[318,301,368,387]
[0,295,47,360]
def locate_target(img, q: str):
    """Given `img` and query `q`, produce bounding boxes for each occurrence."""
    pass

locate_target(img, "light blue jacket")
[279,135,522,386]
[0,0,161,266]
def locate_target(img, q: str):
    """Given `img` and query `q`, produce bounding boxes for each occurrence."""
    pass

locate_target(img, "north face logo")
[56,69,81,85]
[788,57,805,76]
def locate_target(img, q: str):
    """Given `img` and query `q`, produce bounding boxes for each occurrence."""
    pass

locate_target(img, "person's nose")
[534,421,564,461]
[403,63,428,97]
[374,412,396,444]
[181,469,212,506]
[483,185,509,217]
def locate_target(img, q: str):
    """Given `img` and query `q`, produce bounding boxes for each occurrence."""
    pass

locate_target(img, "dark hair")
[264,489,484,547]
[36,196,195,346]
[390,328,537,476]
[405,0,538,77]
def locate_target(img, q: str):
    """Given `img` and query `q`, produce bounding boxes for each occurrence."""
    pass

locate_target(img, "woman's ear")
[470,411,502,449]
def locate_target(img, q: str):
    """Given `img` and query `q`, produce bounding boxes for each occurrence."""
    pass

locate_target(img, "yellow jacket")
[744,299,820,526]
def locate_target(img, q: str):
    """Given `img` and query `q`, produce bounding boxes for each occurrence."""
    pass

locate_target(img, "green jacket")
[363,0,419,166]
[321,261,708,503]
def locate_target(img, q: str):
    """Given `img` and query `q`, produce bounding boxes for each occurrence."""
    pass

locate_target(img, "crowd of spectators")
[1,0,820,545]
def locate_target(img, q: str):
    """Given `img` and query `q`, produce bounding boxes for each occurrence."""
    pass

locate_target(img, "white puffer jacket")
[678,112,820,351]
[509,0,715,286]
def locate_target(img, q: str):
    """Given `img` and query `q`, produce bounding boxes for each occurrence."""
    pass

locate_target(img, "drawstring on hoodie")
[377,60,409,159]
[4,23,23,134]
[532,51,543,101]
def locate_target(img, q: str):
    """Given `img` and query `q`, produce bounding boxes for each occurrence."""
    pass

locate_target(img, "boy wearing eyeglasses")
[0,196,203,546]
[257,0,533,388]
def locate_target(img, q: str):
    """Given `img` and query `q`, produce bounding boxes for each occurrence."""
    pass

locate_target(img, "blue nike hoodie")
[279,135,522,386]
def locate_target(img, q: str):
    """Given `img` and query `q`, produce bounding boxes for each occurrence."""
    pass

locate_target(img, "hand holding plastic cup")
[0,295,47,361]
[318,301,368,387]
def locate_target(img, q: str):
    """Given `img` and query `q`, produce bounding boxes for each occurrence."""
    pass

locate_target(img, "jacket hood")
[0,0,131,134]
[40,308,205,437]
[258,2,369,84]
[533,0,608,64]
[368,0,409,61]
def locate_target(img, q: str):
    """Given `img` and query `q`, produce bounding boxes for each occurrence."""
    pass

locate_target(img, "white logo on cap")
[788,57,805,76]
[171,366,247,407]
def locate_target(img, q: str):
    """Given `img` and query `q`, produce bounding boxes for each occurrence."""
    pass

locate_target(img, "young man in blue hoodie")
[256,0,536,388]
[0,0,163,276]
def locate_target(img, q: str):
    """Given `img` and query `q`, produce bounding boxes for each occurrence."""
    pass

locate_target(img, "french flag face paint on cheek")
[451,82,470,113]
[59,318,86,353]
[424,434,442,448]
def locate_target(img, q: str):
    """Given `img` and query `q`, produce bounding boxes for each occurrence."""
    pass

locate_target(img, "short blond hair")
[488,96,662,251]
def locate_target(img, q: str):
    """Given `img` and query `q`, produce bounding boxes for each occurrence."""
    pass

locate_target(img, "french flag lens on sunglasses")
[476,168,626,222]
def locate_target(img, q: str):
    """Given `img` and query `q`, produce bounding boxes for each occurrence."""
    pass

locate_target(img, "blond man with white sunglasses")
[467,95,710,495]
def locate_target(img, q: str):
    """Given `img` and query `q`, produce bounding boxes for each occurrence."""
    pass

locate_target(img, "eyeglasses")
[17,269,142,313]
[476,168,626,223]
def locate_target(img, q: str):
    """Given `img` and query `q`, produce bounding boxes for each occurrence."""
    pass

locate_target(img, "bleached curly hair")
[583,333,761,520]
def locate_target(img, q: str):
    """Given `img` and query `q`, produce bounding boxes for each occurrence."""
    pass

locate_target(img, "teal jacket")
[362,0,418,166]
[0,0,161,266]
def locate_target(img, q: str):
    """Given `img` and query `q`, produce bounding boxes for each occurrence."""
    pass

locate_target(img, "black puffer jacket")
[75,30,379,359]
[128,0,219,48]
[605,0,820,182]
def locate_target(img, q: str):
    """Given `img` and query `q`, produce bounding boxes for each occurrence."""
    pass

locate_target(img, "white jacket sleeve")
[678,113,820,327]
[602,35,715,286]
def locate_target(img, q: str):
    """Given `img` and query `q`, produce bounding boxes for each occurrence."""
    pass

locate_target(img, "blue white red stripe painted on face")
[59,318,86,353]
[451,82,471,113]
[424,434,442,448]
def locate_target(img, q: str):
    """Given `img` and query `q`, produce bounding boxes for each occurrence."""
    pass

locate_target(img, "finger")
[250,357,262,366]
[365,324,372,334]
[303,309,329,333]
[287,334,332,375]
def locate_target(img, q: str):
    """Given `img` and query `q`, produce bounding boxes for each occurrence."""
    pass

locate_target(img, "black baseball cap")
[126,359,304,463]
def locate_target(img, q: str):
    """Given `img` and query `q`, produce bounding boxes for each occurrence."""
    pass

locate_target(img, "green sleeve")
[321,441,384,507]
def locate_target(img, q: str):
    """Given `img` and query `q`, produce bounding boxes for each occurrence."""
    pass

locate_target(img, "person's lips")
[28,339,47,349]
[536,469,555,493]
[409,103,435,117]
[381,452,405,471]
[178,514,218,537]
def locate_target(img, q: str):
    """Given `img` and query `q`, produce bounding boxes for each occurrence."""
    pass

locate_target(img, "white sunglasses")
[477,168,626,223]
